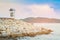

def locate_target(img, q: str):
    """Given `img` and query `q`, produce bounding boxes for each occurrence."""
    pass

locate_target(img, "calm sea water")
[17,23,60,40]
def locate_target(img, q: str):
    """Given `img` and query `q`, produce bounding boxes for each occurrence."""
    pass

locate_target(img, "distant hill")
[20,17,60,23]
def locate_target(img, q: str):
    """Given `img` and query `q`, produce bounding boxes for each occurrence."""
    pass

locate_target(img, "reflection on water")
[17,23,60,40]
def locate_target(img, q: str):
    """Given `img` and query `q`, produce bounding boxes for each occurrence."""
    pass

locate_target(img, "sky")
[0,0,60,19]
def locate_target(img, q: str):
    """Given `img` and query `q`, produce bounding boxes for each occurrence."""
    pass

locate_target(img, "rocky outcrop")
[0,18,52,38]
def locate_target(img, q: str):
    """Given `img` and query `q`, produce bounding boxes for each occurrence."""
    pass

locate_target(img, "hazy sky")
[0,0,60,19]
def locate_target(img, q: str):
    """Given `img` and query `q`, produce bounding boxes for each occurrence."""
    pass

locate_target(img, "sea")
[17,23,60,40]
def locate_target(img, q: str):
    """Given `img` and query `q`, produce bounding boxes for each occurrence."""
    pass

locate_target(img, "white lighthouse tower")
[9,8,15,18]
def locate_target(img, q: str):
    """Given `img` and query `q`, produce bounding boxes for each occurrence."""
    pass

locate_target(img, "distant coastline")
[21,17,60,23]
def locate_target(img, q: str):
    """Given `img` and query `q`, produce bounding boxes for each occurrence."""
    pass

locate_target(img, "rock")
[0,18,52,38]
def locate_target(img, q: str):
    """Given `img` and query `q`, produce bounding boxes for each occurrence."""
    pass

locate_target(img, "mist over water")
[17,23,60,40]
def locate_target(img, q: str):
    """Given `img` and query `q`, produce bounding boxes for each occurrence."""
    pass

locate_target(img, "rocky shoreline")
[0,18,52,40]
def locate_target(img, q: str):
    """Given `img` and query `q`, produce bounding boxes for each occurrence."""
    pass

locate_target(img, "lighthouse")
[9,8,15,18]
